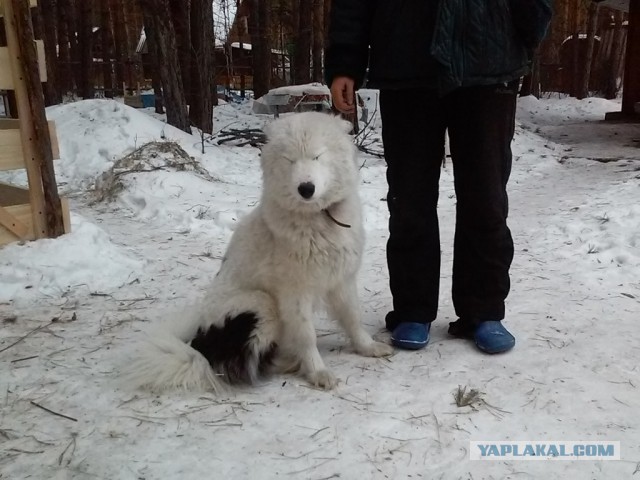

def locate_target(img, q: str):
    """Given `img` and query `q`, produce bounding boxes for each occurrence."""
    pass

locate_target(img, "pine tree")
[34,0,61,104]
[248,0,272,97]
[139,0,191,133]
[189,0,215,134]
[100,1,115,98]
[312,0,323,82]
[294,0,311,84]
[78,0,94,99]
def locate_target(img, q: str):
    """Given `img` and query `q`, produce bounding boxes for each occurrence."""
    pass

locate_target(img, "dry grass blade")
[454,385,482,408]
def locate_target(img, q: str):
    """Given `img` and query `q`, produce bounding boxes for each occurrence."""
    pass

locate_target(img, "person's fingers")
[343,81,355,110]
[330,77,356,113]
[330,80,348,112]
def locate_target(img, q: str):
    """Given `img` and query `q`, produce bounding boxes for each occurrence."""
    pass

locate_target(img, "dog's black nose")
[298,182,315,199]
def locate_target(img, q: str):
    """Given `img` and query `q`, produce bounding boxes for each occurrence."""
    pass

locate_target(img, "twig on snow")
[286,458,334,476]
[310,426,330,439]
[30,401,78,422]
[10,355,39,363]
[0,321,53,354]
[58,434,77,466]
[8,448,45,454]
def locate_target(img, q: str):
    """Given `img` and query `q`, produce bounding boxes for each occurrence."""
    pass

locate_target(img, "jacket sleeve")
[509,0,554,51]
[324,0,374,88]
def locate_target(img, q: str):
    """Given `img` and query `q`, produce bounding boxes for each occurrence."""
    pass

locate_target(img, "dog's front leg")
[327,280,394,357]
[278,295,338,390]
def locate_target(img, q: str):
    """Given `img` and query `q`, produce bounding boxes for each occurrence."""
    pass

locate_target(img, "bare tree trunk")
[294,0,312,84]
[247,0,258,92]
[101,1,114,98]
[258,0,272,91]
[112,0,128,94]
[290,0,299,83]
[189,0,214,134]
[323,0,331,43]
[577,2,599,99]
[34,0,61,105]
[239,0,248,97]
[56,0,73,95]
[124,3,145,87]
[248,0,271,97]
[78,0,94,99]
[569,0,581,97]
[604,10,625,99]
[140,0,190,133]
[278,0,287,83]
[66,0,80,94]
[142,9,164,113]
[312,0,323,82]
[621,0,640,115]
[170,0,191,107]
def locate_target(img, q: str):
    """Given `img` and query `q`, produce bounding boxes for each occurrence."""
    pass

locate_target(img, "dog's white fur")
[124,112,392,392]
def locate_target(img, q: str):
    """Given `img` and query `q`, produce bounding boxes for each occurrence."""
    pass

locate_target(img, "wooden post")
[4,0,65,237]
[622,0,640,115]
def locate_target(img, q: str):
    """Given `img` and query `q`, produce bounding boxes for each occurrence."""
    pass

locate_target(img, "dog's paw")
[356,340,394,358]
[307,369,339,390]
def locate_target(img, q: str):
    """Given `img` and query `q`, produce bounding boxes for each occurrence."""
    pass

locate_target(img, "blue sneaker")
[391,322,430,350]
[473,321,515,354]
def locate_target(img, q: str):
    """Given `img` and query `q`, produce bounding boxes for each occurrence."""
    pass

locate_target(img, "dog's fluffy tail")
[122,330,225,392]
[121,299,280,392]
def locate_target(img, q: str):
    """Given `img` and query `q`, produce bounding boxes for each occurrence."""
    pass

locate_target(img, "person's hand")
[330,76,356,113]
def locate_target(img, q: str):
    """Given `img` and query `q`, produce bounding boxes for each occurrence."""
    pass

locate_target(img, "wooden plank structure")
[0,0,69,246]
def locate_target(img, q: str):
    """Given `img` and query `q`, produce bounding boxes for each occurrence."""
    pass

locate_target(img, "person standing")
[326,1,553,353]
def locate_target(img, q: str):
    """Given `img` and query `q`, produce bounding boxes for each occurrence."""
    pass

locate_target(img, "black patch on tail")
[190,312,277,384]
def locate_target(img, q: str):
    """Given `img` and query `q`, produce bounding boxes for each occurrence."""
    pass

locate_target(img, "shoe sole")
[391,338,429,350]
[475,341,515,354]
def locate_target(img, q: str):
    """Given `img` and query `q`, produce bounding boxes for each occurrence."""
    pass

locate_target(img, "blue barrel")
[141,93,155,108]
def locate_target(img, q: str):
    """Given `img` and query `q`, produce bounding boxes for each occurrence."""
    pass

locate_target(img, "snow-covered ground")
[1,94,639,479]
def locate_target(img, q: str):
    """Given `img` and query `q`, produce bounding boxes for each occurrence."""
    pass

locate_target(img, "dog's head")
[260,112,358,212]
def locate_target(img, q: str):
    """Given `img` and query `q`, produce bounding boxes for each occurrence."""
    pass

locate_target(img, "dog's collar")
[323,208,351,228]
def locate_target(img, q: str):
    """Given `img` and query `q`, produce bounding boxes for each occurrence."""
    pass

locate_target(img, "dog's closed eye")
[313,150,327,161]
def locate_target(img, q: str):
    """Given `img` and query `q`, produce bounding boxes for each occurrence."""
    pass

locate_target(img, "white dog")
[125,112,392,392]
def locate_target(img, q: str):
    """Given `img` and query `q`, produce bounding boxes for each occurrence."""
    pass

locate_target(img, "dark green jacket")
[326,0,553,94]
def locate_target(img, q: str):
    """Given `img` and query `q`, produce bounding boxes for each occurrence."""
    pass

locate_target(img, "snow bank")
[0,214,144,303]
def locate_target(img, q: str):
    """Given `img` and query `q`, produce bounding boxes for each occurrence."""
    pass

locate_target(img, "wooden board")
[0,40,47,89]
[0,181,31,207]
[0,183,70,246]
[0,119,59,171]
[2,0,64,239]
[0,204,29,238]
[0,203,34,243]
[0,0,38,16]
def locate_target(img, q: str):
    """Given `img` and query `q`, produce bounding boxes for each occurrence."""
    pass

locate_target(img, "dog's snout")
[298,182,315,199]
